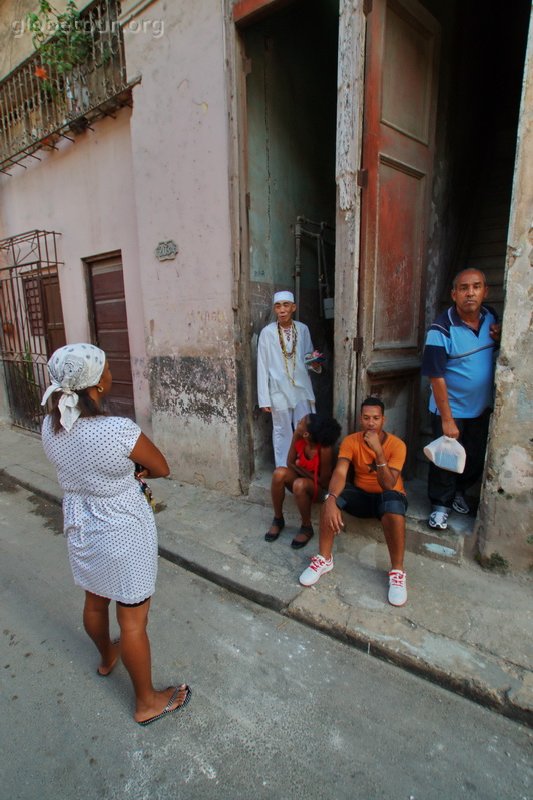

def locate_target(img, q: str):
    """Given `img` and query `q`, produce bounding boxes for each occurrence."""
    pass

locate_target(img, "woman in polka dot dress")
[41,343,191,725]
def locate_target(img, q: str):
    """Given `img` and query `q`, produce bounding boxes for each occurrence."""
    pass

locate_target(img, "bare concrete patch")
[286,584,532,725]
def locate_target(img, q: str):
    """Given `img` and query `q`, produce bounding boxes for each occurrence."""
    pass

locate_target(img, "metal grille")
[0,0,131,173]
[0,230,64,432]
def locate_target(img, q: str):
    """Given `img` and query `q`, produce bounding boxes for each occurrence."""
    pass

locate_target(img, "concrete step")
[248,474,474,567]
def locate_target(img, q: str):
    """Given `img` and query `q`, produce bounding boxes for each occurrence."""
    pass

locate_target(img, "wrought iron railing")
[0,230,65,432]
[0,0,131,173]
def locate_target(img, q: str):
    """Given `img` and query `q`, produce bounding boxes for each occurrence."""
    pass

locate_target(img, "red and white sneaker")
[299,554,334,587]
[388,570,407,606]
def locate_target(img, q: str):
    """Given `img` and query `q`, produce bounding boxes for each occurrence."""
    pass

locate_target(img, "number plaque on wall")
[155,240,178,261]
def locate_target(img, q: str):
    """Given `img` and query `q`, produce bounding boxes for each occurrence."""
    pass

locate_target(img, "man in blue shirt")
[421,269,501,529]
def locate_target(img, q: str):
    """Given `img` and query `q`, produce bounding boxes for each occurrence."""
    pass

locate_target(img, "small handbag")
[135,463,156,509]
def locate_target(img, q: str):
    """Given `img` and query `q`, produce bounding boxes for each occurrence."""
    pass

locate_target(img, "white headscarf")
[41,343,106,431]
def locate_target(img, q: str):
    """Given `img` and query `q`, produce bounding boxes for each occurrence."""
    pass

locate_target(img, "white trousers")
[271,400,314,468]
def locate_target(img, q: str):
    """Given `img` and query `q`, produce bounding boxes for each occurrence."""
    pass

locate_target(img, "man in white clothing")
[257,290,319,467]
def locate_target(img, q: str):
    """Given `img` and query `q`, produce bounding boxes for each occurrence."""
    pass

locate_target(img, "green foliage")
[27,1,93,73]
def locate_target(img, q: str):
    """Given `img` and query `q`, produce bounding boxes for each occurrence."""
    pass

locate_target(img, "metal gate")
[0,230,65,432]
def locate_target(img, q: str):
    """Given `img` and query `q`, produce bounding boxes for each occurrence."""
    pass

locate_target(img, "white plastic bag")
[423,435,466,474]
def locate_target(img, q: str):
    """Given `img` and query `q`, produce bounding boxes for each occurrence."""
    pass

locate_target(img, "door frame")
[225,0,258,489]
[332,0,369,435]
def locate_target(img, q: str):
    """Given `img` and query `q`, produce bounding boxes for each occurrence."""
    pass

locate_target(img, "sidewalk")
[1,424,531,726]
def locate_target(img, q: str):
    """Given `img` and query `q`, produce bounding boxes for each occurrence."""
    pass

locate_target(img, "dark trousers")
[428,409,491,510]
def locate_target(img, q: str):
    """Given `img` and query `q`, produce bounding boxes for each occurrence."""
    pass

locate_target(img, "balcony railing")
[0,0,132,173]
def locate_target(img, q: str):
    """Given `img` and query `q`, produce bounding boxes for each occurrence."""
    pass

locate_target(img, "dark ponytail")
[49,388,107,433]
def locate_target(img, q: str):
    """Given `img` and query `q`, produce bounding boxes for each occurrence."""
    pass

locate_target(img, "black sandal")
[291,525,314,549]
[265,516,285,542]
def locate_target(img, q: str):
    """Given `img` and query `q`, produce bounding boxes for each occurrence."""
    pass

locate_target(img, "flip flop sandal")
[265,516,285,542]
[137,684,192,726]
[291,525,314,549]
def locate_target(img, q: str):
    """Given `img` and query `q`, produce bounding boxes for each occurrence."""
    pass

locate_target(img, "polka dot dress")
[42,415,158,604]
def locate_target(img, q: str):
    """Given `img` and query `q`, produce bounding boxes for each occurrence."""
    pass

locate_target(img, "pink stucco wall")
[0,109,154,432]
[124,0,235,355]
[122,0,241,491]
[0,0,242,491]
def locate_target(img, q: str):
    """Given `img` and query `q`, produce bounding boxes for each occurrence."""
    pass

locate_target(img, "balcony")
[0,0,134,173]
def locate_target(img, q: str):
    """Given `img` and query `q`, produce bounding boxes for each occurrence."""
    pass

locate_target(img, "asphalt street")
[1,474,532,800]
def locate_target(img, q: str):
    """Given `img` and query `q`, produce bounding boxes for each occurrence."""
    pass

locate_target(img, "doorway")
[239,0,340,472]
[357,0,530,495]
[415,0,531,497]
[428,0,530,318]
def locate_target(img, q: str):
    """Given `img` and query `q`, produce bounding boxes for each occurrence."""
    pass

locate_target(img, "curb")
[3,466,532,729]
[283,604,533,728]
[157,517,532,729]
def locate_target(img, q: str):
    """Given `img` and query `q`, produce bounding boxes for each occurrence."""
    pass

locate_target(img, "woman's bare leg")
[271,467,289,517]
[266,467,297,536]
[293,478,314,525]
[116,599,188,723]
[291,478,315,544]
[83,591,120,675]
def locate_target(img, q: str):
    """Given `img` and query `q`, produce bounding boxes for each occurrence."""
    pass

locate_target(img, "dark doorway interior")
[437,0,530,317]
[243,0,339,472]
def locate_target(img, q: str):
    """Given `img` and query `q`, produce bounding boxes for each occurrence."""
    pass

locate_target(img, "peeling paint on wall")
[478,11,533,570]
[498,446,533,494]
[149,356,237,423]
[336,0,364,212]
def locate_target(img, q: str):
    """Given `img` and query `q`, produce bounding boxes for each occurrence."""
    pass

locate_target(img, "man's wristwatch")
[324,492,337,502]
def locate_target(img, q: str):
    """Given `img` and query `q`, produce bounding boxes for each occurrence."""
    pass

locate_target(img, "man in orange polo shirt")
[299,397,408,606]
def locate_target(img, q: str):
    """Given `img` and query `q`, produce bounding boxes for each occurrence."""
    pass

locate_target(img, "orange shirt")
[338,431,406,494]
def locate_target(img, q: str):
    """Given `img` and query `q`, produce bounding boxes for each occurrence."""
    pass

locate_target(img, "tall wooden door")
[87,255,135,420]
[359,0,440,466]
[42,275,66,355]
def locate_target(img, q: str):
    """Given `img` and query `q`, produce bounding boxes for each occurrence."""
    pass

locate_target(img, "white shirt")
[257,321,316,410]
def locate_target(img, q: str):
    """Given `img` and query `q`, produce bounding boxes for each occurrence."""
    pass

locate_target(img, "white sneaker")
[299,554,333,587]
[452,493,470,514]
[428,509,449,530]
[388,570,407,606]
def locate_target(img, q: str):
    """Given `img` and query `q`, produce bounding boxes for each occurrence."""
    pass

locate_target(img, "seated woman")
[265,414,341,548]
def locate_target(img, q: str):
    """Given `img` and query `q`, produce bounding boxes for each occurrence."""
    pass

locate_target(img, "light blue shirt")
[421,305,498,418]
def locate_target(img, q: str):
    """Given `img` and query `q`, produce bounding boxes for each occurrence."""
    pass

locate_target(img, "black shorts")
[337,484,407,519]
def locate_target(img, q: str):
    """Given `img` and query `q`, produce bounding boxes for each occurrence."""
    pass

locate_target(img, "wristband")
[376,462,387,468]
[324,492,337,501]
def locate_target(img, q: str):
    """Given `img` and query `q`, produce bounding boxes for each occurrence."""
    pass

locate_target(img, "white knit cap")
[273,291,295,304]
[41,343,106,431]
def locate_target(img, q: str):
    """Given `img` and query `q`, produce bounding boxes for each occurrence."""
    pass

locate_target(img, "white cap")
[273,290,295,304]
